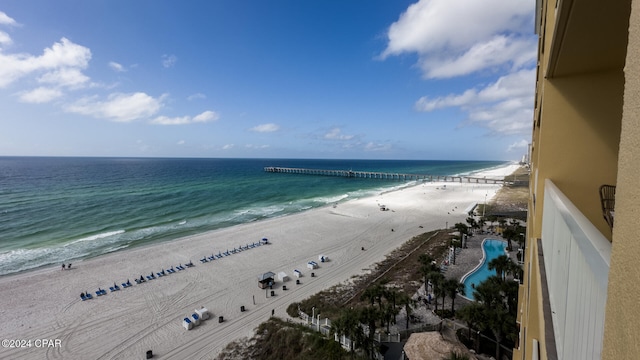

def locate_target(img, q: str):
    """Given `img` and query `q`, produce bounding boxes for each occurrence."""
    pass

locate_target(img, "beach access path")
[0,164,520,360]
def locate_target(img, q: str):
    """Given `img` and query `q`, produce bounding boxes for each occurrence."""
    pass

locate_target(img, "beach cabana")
[277,271,289,282]
[261,237,269,245]
[307,261,318,269]
[318,254,328,262]
[196,307,210,320]
[294,269,302,278]
[258,271,275,289]
[182,317,193,330]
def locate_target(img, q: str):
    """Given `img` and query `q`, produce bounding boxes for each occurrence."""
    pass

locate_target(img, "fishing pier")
[264,167,505,184]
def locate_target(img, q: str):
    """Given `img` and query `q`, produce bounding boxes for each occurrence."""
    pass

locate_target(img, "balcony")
[540,179,612,360]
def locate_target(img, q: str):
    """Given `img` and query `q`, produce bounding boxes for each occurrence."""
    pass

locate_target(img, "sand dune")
[0,164,519,359]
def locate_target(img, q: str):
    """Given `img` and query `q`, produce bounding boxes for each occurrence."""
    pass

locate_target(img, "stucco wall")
[602,1,640,358]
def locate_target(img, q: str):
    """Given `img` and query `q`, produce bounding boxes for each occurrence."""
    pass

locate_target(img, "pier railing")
[264,166,505,184]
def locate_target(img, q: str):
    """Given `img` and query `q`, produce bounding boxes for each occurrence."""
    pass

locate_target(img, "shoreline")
[0,164,520,359]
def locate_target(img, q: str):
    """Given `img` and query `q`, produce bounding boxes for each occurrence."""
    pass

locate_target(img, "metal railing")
[541,180,611,360]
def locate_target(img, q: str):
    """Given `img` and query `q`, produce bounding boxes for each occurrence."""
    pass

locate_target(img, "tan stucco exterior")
[517,0,639,359]
[602,1,640,358]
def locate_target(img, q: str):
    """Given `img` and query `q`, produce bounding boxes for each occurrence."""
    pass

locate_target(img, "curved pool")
[461,239,507,301]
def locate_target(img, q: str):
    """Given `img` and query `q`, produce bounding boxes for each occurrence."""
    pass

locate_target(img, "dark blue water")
[0,157,508,275]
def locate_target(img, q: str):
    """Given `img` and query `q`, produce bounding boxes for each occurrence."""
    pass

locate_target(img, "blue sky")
[0,1,536,160]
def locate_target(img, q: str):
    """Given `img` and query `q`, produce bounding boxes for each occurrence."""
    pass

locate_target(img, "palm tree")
[330,307,362,355]
[428,272,445,313]
[488,255,512,281]
[456,303,485,347]
[358,306,380,360]
[472,275,518,360]
[497,217,507,234]
[446,352,470,360]
[431,272,445,314]
[444,278,465,315]
[397,293,415,330]
[502,227,517,251]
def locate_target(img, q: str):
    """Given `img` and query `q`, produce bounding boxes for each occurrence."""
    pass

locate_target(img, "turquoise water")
[461,239,507,301]
[0,157,509,276]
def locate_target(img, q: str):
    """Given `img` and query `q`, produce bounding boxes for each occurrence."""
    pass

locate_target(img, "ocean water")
[0,157,509,276]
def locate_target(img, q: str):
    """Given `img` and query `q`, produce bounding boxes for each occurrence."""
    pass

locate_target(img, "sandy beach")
[0,164,519,360]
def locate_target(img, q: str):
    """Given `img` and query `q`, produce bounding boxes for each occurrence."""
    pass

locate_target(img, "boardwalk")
[264,167,505,184]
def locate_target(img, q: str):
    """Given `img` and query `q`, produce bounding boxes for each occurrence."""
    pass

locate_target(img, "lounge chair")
[200,257,208,263]
[109,286,116,292]
[208,254,215,261]
[122,282,129,288]
[157,272,164,277]
[81,293,87,301]
[85,293,93,299]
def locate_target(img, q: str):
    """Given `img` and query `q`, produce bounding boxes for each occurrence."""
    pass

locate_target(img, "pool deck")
[396,232,519,323]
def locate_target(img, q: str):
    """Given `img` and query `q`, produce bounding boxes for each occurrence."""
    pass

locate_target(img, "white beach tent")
[294,269,302,278]
[183,317,193,330]
[307,261,318,269]
[277,271,289,282]
[191,313,201,326]
[196,307,211,320]
[318,254,328,262]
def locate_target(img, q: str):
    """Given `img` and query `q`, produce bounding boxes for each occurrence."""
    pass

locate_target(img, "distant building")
[515,1,638,360]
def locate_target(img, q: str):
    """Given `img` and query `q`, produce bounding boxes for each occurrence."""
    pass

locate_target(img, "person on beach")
[62,264,65,270]
[68,263,72,269]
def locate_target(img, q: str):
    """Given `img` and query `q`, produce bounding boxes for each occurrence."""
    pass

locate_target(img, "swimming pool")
[461,239,507,301]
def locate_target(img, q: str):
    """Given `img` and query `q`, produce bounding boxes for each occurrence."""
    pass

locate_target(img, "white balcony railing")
[541,179,611,360]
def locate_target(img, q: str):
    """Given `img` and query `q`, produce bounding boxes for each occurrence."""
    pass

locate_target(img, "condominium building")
[515,0,639,359]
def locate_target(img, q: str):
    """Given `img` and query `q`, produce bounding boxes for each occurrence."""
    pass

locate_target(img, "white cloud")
[0,37,91,88]
[0,11,17,26]
[364,142,392,152]
[162,54,177,68]
[324,127,354,140]
[250,123,280,133]
[222,144,235,150]
[381,0,535,79]
[150,110,219,125]
[415,68,535,136]
[507,139,529,152]
[109,61,125,72]
[66,92,164,122]
[187,93,206,101]
[18,87,63,103]
[177,140,185,145]
[0,31,12,47]
[151,115,191,125]
[245,144,270,149]
[193,110,219,123]
[38,68,89,88]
